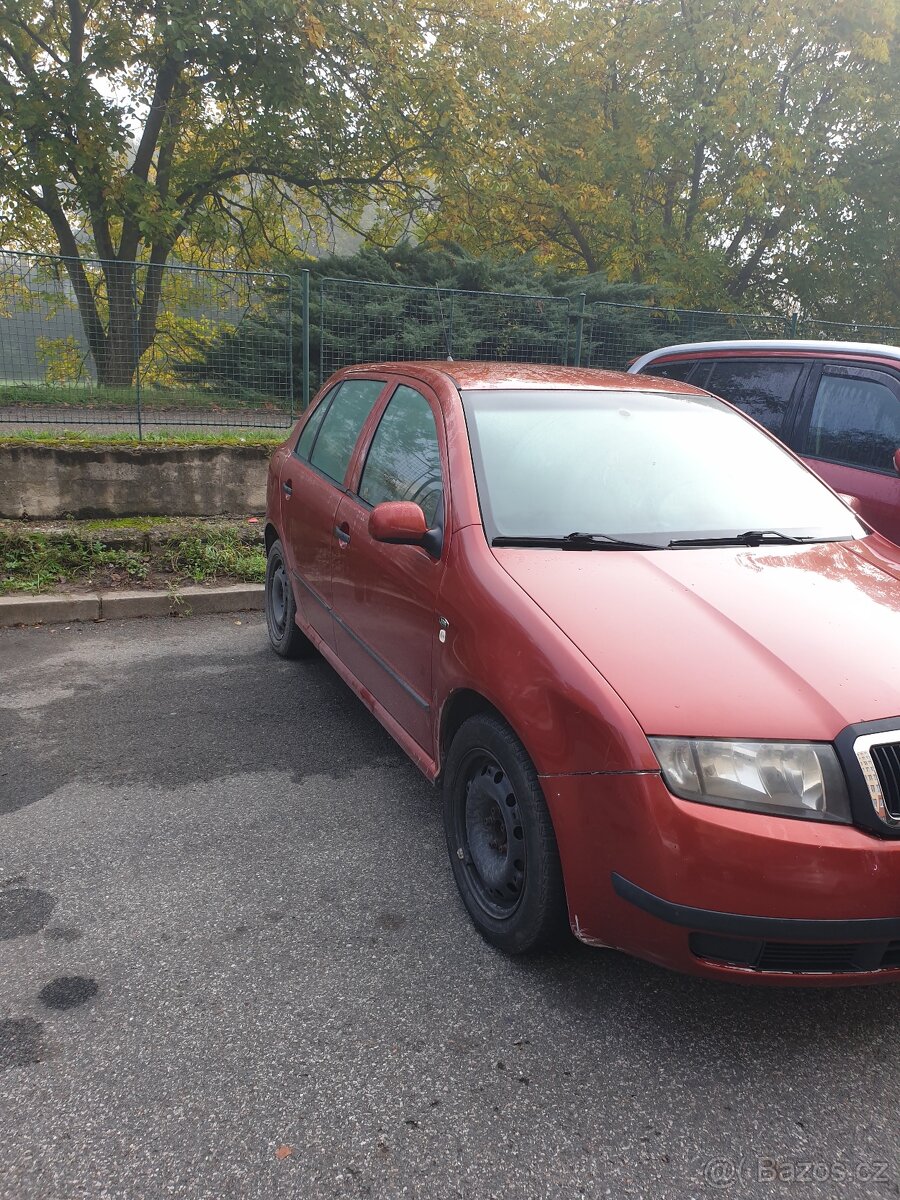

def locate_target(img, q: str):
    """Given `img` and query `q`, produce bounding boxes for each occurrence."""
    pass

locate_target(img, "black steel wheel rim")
[455,750,526,919]
[269,556,288,636]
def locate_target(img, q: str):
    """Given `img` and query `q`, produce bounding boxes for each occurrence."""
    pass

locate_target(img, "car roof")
[630,339,900,371]
[341,359,707,394]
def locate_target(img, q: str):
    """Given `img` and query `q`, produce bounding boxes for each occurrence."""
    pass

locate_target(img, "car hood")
[493,538,900,740]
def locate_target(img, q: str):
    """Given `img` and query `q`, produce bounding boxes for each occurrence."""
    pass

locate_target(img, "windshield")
[461,388,864,546]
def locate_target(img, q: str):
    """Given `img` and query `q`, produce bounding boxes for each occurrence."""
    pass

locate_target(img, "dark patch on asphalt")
[377,911,408,931]
[0,624,399,811]
[0,887,56,940]
[39,976,99,1011]
[0,1017,45,1069]
[43,926,82,943]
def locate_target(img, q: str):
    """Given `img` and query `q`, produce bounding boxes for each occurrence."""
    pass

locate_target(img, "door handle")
[282,479,292,496]
[334,525,351,544]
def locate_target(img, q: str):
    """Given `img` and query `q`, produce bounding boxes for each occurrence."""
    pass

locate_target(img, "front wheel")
[265,539,314,659]
[442,713,569,954]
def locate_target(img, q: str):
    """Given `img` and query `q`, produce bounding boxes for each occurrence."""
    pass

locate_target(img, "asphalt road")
[0,614,898,1200]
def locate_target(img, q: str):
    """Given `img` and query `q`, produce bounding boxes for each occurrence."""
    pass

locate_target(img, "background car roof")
[341,360,707,393]
[629,339,900,372]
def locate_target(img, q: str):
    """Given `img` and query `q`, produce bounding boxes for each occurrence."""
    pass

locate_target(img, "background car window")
[359,385,443,526]
[295,390,334,459]
[643,359,697,382]
[704,359,802,434]
[802,374,900,472]
[309,379,385,483]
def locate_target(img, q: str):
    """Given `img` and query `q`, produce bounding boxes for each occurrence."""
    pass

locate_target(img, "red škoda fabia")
[265,362,900,985]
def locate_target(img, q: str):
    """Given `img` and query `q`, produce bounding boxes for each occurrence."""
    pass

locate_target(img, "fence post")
[574,293,586,366]
[319,276,327,390]
[786,311,800,339]
[131,263,143,441]
[301,269,310,412]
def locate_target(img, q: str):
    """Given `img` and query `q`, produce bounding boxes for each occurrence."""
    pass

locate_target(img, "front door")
[330,382,447,751]
[795,364,900,545]
[281,377,387,645]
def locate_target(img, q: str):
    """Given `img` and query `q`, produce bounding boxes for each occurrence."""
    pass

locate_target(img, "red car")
[265,361,900,985]
[629,340,900,545]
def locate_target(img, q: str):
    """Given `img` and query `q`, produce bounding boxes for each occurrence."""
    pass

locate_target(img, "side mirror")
[893,448,900,475]
[368,500,429,546]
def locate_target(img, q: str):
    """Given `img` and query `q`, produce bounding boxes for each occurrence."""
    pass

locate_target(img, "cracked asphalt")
[0,613,898,1199]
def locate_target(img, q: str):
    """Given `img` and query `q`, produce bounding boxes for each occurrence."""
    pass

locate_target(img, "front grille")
[869,742,900,820]
[690,933,900,974]
[756,943,859,973]
[850,729,900,830]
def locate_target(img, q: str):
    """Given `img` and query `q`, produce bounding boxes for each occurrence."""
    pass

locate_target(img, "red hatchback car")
[265,362,900,985]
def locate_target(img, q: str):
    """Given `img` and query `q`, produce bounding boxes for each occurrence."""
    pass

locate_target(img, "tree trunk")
[97,263,140,388]
[58,255,144,388]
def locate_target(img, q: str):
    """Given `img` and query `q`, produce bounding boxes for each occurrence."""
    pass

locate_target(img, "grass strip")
[1,522,266,594]
[0,429,286,449]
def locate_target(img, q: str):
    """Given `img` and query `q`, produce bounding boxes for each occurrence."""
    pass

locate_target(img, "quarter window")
[309,379,385,483]
[704,360,802,434]
[359,385,443,526]
[802,373,900,472]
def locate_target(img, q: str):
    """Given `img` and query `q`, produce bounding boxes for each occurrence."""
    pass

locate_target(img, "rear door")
[794,363,900,544]
[330,380,447,751]
[280,377,387,646]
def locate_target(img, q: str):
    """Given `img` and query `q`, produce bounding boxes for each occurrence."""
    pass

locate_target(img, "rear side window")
[643,359,697,382]
[308,379,384,483]
[705,360,802,434]
[359,385,443,526]
[802,373,900,473]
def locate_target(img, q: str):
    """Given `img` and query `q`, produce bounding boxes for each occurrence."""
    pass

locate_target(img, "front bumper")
[542,771,900,985]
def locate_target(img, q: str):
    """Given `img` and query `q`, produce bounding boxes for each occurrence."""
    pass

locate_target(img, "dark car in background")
[629,341,900,545]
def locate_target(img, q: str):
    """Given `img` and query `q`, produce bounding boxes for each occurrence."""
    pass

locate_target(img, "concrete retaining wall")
[0,444,271,518]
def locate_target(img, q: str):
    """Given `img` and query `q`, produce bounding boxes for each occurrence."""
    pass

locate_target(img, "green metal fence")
[576,302,900,370]
[1,249,898,436]
[577,303,795,370]
[318,277,572,385]
[0,250,295,434]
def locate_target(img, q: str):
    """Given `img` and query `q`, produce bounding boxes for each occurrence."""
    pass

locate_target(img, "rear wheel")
[443,713,569,954]
[265,539,314,659]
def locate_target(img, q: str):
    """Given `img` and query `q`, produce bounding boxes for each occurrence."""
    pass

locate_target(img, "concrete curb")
[0,583,264,627]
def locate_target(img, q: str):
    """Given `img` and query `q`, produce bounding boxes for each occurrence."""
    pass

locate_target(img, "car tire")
[265,539,314,659]
[443,713,569,954]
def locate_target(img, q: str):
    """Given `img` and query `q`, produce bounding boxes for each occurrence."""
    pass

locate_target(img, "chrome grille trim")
[853,731,900,827]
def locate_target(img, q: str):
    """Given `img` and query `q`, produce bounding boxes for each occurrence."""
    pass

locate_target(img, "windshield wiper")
[668,530,817,548]
[492,532,664,551]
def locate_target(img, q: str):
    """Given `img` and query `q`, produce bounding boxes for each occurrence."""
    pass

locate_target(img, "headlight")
[649,738,851,824]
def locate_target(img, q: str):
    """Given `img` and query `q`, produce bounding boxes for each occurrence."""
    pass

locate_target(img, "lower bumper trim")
[611,872,900,941]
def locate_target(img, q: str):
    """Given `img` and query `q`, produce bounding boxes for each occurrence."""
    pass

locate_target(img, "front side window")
[802,373,900,473]
[705,359,802,434]
[295,388,335,459]
[359,385,443,526]
[462,388,863,545]
[309,379,385,483]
